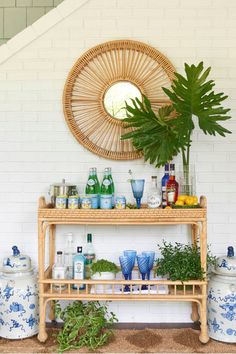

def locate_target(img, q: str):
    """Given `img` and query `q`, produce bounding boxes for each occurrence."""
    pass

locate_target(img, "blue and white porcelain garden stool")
[208,246,236,342]
[0,246,39,339]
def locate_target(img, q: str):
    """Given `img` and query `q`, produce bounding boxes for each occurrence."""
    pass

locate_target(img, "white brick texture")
[0,0,236,323]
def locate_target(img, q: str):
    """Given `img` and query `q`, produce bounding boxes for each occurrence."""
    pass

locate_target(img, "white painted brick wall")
[0,0,236,323]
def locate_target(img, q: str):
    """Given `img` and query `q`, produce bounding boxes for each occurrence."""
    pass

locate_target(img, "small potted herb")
[91,259,119,290]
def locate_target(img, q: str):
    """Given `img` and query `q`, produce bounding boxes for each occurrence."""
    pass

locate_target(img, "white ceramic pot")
[91,272,115,291]
[208,246,236,343]
[0,247,39,339]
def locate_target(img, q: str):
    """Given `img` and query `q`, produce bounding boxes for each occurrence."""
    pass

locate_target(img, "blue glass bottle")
[161,163,170,208]
[73,246,85,290]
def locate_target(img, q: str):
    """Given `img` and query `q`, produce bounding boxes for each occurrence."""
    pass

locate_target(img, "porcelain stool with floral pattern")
[208,246,236,342]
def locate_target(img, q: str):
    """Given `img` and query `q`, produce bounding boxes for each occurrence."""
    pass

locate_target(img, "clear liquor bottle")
[147,176,161,208]
[84,233,96,279]
[52,251,67,291]
[64,233,76,280]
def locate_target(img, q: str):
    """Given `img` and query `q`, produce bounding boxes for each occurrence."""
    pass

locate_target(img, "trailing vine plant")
[54,300,117,352]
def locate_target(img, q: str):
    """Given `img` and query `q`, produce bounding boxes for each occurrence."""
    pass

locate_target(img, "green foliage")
[121,62,231,168]
[55,301,118,352]
[156,241,216,281]
[91,259,119,275]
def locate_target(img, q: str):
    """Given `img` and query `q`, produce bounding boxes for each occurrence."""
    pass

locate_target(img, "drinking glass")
[137,255,149,290]
[142,251,155,280]
[131,179,145,209]
[124,250,137,280]
[119,256,132,292]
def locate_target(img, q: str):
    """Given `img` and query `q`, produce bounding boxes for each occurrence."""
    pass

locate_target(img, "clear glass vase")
[178,164,196,196]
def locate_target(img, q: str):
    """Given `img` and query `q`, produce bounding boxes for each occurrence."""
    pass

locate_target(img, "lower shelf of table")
[39,278,207,301]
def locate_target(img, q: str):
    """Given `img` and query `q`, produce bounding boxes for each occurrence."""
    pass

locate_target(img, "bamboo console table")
[37,196,209,343]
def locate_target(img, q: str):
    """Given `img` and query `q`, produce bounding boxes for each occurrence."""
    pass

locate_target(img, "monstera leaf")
[122,62,231,168]
[122,96,189,167]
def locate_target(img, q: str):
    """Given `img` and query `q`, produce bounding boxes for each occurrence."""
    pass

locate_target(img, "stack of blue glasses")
[119,250,155,292]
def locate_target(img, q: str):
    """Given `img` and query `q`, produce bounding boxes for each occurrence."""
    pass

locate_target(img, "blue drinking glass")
[142,251,155,280]
[124,250,137,280]
[137,255,149,290]
[131,179,145,209]
[119,256,132,292]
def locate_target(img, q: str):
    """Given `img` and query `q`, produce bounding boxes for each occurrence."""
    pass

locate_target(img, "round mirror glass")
[104,81,142,120]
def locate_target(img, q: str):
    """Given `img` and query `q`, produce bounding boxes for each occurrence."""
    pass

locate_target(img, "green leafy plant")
[91,259,119,275]
[156,241,216,281]
[55,300,117,352]
[121,62,231,169]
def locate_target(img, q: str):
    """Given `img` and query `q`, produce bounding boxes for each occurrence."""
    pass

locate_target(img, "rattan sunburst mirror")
[63,40,175,160]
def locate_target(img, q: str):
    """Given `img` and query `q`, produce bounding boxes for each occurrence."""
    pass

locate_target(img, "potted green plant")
[121,62,231,191]
[55,300,117,352]
[91,259,119,290]
[156,241,216,282]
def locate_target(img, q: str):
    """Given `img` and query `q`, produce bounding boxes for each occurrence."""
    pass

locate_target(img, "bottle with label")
[52,251,67,291]
[147,176,161,208]
[161,163,170,208]
[106,167,115,207]
[166,163,179,206]
[84,233,96,279]
[85,168,100,209]
[64,233,76,280]
[73,246,85,290]
[100,169,112,209]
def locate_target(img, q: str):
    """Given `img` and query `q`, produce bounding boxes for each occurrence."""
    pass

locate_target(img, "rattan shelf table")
[37,196,209,344]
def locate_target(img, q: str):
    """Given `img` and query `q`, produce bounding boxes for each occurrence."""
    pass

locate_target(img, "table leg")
[49,224,56,322]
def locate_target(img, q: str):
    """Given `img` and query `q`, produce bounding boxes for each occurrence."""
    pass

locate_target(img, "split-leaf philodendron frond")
[121,62,231,168]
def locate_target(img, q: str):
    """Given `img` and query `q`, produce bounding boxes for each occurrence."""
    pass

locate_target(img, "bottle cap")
[170,163,175,170]
[227,246,234,258]
[77,246,82,253]
[164,163,169,171]
[87,233,92,242]
[57,251,63,255]
[151,176,157,179]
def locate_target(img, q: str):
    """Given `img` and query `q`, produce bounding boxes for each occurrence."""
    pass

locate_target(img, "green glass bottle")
[85,168,99,208]
[106,167,115,207]
[100,168,112,209]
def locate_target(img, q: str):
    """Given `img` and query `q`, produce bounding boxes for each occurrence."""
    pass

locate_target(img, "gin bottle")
[147,176,161,208]
[73,247,86,290]
[84,233,96,279]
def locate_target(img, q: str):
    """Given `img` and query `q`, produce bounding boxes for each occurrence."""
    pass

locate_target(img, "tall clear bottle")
[64,233,76,280]
[100,168,112,209]
[52,251,67,291]
[166,163,179,206]
[161,163,170,208]
[73,246,85,290]
[84,233,96,279]
[147,176,161,208]
[85,167,100,208]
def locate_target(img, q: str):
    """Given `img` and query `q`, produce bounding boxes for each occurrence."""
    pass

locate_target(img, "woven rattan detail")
[63,40,175,160]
